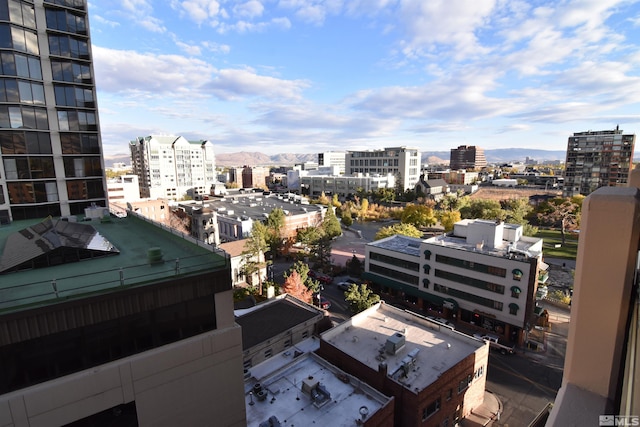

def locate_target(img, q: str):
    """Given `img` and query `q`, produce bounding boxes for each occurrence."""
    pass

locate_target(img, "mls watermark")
[599,415,640,426]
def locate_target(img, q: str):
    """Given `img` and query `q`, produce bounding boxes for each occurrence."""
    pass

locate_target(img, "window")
[510,286,521,298]
[302,331,309,339]
[423,264,431,274]
[446,388,452,401]
[243,359,252,369]
[509,303,519,315]
[264,349,272,359]
[422,278,429,289]
[422,398,441,420]
[424,249,431,260]
[458,375,472,393]
[512,269,523,281]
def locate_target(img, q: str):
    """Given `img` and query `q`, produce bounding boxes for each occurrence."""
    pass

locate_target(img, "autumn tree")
[341,210,353,227]
[502,197,532,225]
[359,198,369,221]
[281,270,313,303]
[535,197,581,244]
[374,223,422,240]
[438,210,462,232]
[344,284,381,314]
[401,204,437,228]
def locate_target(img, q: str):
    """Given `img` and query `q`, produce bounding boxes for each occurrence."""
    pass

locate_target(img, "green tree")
[460,199,506,221]
[522,223,539,236]
[503,197,532,225]
[341,210,353,227]
[346,254,363,276]
[297,226,323,248]
[401,204,437,228]
[265,208,286,255]
[374,223,422,240]
[241,222,269,294]
[372,188,395,204]
[322,206,342,239]
[344,284,380,314]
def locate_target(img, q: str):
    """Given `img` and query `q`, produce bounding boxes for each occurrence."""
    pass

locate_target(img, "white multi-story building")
[300,173,395,198]
[107,174,140,203]
[364,219,546,345]
[129,135,216,200]
[318,151,346,174]
[346,147,421,191]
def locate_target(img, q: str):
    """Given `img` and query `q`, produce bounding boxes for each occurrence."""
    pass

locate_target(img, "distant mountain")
[104,148,636,168]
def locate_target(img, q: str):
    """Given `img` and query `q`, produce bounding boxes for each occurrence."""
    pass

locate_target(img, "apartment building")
[0,0,108,224]
[300,173,396,198]
[449,146,487,171]
[318,302,489,426]
[0,213,246,426]
[364,220,545,345]
[129,135,216,200]
[346,146,421,191]
[563,127,636,197]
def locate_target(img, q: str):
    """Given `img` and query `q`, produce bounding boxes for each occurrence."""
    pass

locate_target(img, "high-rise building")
[449,145,487,171]
[129,135,216,200]
[0,0,108,224]
[346,146,420,191]
[563,128,636,197]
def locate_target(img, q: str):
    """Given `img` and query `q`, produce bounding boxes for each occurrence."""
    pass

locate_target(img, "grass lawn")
[535,229,579,260]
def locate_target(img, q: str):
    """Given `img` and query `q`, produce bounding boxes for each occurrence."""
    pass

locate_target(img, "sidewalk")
[462,390,503,426]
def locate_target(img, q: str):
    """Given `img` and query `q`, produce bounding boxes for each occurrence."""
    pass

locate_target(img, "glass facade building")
[0,0,106,223]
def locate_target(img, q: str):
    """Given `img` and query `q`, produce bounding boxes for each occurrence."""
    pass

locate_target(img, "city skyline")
[90,1,640,159]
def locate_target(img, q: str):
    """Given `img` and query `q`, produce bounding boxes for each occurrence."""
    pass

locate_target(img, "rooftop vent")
[147,247,164,265]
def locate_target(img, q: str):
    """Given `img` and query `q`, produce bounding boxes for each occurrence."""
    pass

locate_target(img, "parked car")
[318,296,331,310]
[309,270,332,284]
[473,333,515,354]
[337,281,353,291]
[427,316,455,330]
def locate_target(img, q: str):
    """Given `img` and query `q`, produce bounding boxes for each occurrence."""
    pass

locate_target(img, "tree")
[241,222,269,294]
[316,191,330,206]
[346,254,363,276]
[341,210,353,227]
[297,226,323,248]
[265,208,286,255]
[344,284,380,314]
[281,270,313,303]
[460,199,506,221]
[374,223,422,240]
[331,194,341,208]
[322,206,342,239]
[359,198,369,221]
[285,261,321,293]
[438,210,461,232]
[401,204,437,228]
[503,197,532,225]
[536,197,580,244]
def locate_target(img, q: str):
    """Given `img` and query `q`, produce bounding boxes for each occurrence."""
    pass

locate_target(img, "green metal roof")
[0,215,228,314]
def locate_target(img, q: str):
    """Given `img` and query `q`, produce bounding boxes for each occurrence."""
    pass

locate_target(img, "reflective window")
[0,131,51,154]
[48,34,88,59]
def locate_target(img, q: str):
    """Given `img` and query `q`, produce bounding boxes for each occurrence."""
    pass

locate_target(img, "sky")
[88,0,640,159]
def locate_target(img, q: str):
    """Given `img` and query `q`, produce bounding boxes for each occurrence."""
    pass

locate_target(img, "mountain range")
[105,148,573,168]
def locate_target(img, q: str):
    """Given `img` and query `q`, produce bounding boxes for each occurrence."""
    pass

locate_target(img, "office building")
[346,146,421,191]
[563,128,635,197]
[318,302,489,426]
[364,220,546,345]
[241,165,268,189]
[300,173,395,198]
[129,135,216,200]
[0,213,246,426]
[317,151,346,174]
[0,0,108,224]
[449,146,487,171]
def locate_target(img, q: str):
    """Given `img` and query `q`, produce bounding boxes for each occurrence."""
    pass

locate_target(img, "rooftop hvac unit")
[385,332,406,355]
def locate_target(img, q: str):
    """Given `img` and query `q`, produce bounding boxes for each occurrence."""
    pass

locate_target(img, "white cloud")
[207,68,310,100]
[92,15,120,28]
[175,0,223,25]
[233,0,265,19]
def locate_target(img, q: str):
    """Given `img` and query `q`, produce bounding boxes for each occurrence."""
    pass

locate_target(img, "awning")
[512,268,523,277]
[509,303,519,310]
[539,262,549,271]
[510,286,521,294]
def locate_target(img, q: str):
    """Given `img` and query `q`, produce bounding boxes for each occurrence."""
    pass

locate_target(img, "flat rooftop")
[198,193,323,221]
[367,234,423,256]
[245,347,392,427]
[235,295,324,350]
[0,213,228,314]
[425,232,542,259]
[322,303,485,393]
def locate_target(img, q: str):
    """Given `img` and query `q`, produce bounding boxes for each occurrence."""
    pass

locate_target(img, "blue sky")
[88,0,640,159]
